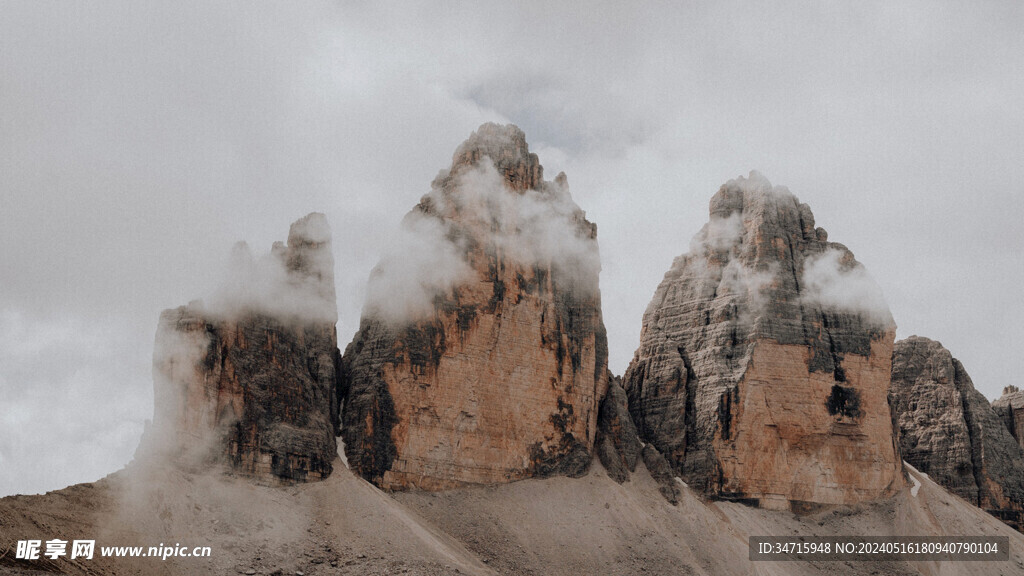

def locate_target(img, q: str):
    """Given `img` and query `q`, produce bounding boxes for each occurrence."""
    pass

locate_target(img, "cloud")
[671,208,777,328]
[364,152,601,326]
[203,213,338,325]
[680,174,892,330]
[139,312,224,465]
[690,212,744,253]
[801,248,894,328]
[0,0,1022,497]
[363,208,476,325]
[453,159,602,293]
[719,259,777,322]
[0,309,147,496]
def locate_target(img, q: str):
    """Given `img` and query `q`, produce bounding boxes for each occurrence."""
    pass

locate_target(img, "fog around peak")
[1,1,1022,496]
[801,248,894,328]
[364,156,600,326]
[204,214,337,325]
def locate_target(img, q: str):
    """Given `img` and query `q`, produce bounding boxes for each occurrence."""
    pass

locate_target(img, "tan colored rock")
[623,172,903,508]
[142,213,340,483]
[341,123,608,490]
[716,335,900,506]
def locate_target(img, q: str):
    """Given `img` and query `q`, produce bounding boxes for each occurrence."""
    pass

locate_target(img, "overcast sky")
[2,1,1022,497]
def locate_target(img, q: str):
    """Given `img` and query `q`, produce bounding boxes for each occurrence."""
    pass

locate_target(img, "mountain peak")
[342,124,607,490]
[622,175,902,508]
[447,122,543,191]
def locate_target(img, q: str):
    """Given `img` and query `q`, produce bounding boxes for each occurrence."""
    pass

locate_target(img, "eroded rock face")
[642,444,682,504]
[595,376,641,484]
[891,336,1024,530]
[145,213,340,483]
[595,376,681,503]
[993,386,1024,451]
[623,172,903,508]
[341,123,608,490]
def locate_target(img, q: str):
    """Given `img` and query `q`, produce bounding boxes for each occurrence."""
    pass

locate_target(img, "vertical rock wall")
[623,172,903,508]
[146,213,340,483]
[594,376,641,484]
[341,123,609,490]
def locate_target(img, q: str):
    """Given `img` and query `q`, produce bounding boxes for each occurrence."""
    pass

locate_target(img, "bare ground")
[1,458,1023,575]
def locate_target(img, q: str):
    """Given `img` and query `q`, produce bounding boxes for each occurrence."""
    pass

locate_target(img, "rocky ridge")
[4,454,1024,576]
[622,172,903,508]
[890,336,1024,530]
[7,129,1024,574]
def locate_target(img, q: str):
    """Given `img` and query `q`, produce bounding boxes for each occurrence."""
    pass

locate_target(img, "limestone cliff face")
[341,123,608,490]
[891,336,1024,529]
[993,386,1024,451]
[623,172,903,508]
[146,213,340,483]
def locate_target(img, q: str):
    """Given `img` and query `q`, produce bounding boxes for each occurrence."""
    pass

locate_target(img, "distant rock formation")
[142,213,341,483]
[623,172,903,509]
[890,336,1024,530]
[993,386,1024,451]
[340,123,609,490]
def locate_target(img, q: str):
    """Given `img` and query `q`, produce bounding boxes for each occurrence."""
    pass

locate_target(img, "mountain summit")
[623,172,903,508]
[340,123,609,490]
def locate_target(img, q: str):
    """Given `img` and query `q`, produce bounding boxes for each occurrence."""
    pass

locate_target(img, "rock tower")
[623,172,902,508]
[340,123,609,490]
[145,213,340,483]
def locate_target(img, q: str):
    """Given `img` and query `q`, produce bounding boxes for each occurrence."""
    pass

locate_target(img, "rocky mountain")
[340,123,609,490]
[9,127,1024,574]
[994,385,1024,450]
[890,336,1024,530]
[622,172,903,509]
[139,213,341,483]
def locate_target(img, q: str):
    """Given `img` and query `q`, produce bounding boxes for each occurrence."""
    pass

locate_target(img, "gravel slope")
[2,459,1023,575]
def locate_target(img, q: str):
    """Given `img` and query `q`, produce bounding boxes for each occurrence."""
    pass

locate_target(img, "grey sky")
[2,1,1022,496]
